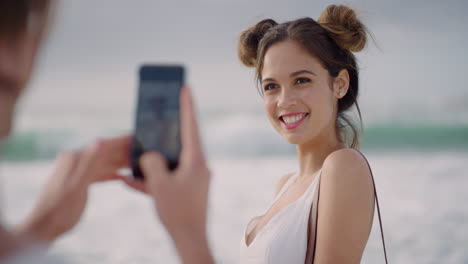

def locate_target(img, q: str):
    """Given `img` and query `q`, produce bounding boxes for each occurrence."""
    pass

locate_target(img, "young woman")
[237,5,387,264]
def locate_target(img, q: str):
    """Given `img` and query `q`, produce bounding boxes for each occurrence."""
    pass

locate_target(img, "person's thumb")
[139,151,170,196]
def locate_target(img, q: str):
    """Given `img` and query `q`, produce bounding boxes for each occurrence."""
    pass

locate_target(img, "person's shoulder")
[321,148,373,195]
[274,172,295,197]
[323,148,370,177]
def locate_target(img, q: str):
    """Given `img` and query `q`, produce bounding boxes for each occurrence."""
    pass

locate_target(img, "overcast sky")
[16,0,468,131]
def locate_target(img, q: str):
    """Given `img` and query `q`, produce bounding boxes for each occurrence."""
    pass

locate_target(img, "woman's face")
[261,40,341,145]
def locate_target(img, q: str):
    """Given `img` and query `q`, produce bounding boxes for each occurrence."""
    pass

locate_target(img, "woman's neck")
[296,131,345,179]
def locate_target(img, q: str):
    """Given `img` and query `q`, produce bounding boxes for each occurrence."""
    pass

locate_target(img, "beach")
[2,151,467,263]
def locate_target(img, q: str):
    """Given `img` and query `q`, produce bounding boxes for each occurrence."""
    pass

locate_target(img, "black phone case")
[131,65,184,179]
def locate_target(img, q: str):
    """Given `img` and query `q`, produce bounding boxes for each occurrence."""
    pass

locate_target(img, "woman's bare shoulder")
[320,148,375,208]
[322,148,372,185]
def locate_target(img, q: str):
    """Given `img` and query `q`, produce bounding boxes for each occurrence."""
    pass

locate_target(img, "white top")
[240,170,322,264]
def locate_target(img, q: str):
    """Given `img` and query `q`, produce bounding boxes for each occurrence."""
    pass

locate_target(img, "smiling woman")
[237,4,388,264]
[239,6,366,149]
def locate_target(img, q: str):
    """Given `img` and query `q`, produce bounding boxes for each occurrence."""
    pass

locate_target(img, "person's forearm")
[172,233,215,264]
[13,213,57,245]
[0,226,22,258]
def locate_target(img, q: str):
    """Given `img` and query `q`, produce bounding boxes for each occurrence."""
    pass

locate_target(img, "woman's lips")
[279,113,309,130]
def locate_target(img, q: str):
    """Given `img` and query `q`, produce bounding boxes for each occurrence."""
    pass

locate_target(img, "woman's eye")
[295,77,311,85]
[263,83,278,91]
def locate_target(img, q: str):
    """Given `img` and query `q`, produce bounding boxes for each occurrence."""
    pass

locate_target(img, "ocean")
[1,118,467,263]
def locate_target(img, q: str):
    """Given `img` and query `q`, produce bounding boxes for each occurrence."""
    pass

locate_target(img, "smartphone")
[131,65,184,179]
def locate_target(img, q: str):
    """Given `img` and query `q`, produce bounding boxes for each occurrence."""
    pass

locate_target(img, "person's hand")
[120,87,214,264]
[14,135,130,244]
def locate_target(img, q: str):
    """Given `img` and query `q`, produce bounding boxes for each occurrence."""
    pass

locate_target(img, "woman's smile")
[279,112,309,130]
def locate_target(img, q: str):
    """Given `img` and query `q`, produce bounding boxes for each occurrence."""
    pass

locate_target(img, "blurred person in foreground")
[0,1,214,263]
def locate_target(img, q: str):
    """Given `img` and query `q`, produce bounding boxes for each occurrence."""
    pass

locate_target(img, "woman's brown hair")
[238,5,369,149]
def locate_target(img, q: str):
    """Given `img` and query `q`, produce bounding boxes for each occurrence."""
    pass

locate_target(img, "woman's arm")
[311,149,375,264]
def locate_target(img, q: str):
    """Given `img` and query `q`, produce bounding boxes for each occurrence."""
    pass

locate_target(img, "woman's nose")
[277,89,297,109]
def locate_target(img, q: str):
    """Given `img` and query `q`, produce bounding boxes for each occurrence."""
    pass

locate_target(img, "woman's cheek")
[263,98,275,118]
[264,98,281,132]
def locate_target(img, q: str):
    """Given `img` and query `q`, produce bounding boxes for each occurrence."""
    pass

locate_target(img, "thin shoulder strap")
[361,153,389,264]
[307,154,389,264]
[304,175,321,264]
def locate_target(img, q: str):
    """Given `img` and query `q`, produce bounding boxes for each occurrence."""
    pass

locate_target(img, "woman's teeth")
[282,113,306,124]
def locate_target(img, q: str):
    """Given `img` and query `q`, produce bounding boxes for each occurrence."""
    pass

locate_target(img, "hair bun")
[238,19,278,67]
[318,5,367,52]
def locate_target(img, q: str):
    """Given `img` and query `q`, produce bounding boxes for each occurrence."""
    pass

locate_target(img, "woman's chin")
[283,135,306,145]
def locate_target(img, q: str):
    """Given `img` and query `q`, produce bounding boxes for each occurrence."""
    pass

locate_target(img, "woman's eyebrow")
[261,77,276,83]
[290,70,316,77]
[261,70,316,83]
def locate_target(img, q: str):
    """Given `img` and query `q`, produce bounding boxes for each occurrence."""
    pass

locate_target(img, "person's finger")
[121,177,148,194]
[54,150,81,174]
[107,174,148,193]
[103,134,132,168]
[93,173,148,194]
[94,173,125,183]
[179,86,206,168]
[74,136,130,184]
[52,150,82,189]
[139,151,170,195]
[71,139,104,185]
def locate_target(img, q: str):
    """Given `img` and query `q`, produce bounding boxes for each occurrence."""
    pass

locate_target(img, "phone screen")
[131,65,184,178]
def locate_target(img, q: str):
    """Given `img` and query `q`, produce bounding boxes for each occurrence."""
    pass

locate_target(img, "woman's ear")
[333,69,350,99]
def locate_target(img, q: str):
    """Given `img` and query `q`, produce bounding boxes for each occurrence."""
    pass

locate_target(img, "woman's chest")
[246,182,311,245]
